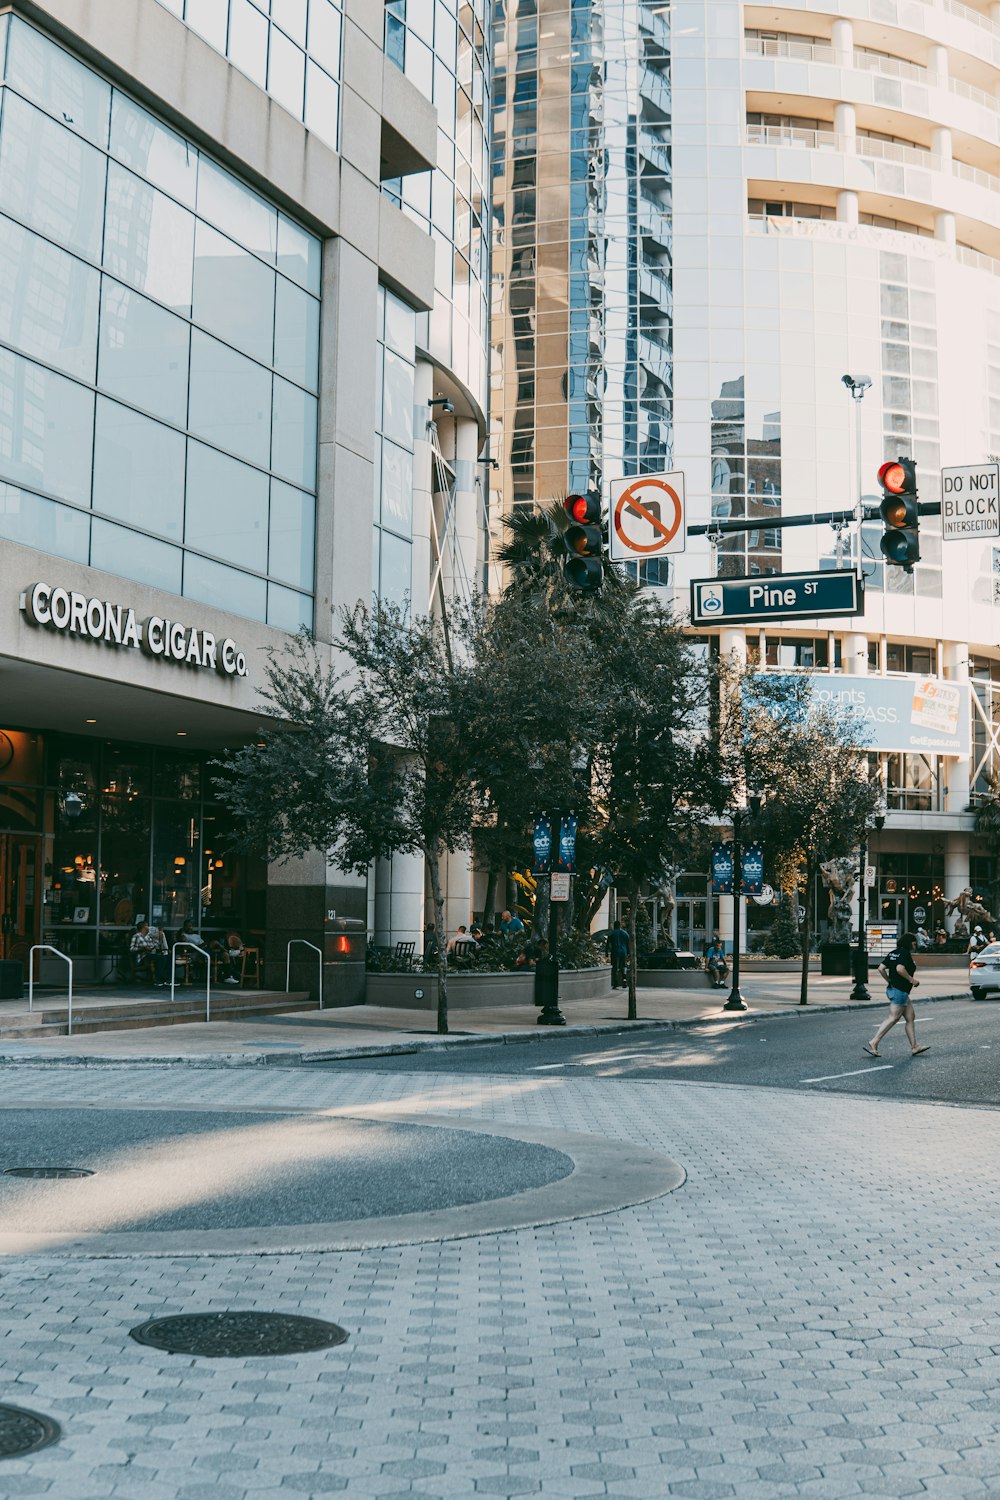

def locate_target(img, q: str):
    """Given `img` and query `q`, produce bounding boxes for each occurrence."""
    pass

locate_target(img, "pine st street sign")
[689,569,863,627]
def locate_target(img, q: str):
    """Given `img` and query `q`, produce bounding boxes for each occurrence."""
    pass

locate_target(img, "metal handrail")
[28,945,73,1036]
[170,941,211,1022]
[286,939,324,1010]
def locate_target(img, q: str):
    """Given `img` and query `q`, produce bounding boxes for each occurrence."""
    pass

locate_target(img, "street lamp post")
[722,792,764,1013]
[535,806,566,1027]
[850,811,885,1003]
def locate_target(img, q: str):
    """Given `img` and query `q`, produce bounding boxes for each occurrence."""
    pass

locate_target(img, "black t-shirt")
[884,946,915,993]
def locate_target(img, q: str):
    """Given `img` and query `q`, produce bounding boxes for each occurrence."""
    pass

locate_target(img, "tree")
[972,771,1000,916]
[730,670,884,1005]
[215,603,478,1035]
[589,593,723,1018]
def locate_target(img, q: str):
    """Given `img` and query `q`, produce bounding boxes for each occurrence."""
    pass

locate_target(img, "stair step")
[0,992,318,1038]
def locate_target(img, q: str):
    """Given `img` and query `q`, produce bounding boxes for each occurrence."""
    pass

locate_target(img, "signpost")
[608,472,686,561]
[941,463,1000,541]
[690,569,862,627]
[550,873,571,902]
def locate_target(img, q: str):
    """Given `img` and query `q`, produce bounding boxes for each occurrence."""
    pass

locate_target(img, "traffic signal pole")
[686,502,940,539]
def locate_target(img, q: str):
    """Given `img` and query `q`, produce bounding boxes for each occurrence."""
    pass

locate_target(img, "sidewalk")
[0,965,969,1066]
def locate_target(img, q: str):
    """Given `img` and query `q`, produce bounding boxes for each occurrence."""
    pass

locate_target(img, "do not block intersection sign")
[941,463,1000,541]
[608,472,686,561]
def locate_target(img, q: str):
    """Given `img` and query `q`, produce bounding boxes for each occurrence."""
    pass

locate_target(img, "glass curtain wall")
[491,0,672,582]
[0,17,320,631]
[155,0,343,151]
[372,286,417,607]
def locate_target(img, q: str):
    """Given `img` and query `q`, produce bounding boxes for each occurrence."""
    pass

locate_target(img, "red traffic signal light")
[562,494,604,592]
[877,457,919,571]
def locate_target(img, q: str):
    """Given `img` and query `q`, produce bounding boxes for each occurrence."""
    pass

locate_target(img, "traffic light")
[878,457,920,572]
[563,493,604,592]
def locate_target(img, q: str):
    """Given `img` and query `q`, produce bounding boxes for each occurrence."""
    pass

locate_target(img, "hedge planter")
[365,965,612,1010]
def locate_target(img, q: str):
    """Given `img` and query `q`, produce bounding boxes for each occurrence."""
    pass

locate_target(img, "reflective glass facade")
[491,0,672,582]
[384,0,491,409]
[156,0,342,150]
[0,17,321,631]
[373,286,417,607]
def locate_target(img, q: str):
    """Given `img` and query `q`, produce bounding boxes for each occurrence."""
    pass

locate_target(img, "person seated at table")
[210,929,245,984]
[129,922,168,985]
[705,935,729,989]
[171,919,208,980]
[446,924,477,955]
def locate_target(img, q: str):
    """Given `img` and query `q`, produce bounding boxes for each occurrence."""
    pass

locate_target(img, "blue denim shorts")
[887,986,911,1007]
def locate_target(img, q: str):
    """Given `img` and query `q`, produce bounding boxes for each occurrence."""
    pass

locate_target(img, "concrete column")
[834,101,856,148]
[993,2,1000,22]
[944,832,971,932]
[410,359,435,616]
[845,632,868,676]
[935,211,956,247]
[931,126,952,165]
[837,190,859,225]
[387,848,426,948]
[944,642,971,813]
[720,627,747,665]
[831,18,853,67]
[928,44,948,88]
[440,413,482,603]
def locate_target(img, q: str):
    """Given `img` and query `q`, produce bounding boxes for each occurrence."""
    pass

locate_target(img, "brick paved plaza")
[0,1056,997,1498]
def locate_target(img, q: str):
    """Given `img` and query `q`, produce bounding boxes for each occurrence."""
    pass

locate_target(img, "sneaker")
[225,976,240,985]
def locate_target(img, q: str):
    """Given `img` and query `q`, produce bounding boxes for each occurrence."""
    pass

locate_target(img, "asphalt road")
[320,996,1000,1107]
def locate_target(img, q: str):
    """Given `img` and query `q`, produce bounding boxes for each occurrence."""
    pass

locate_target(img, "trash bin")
[820,942,853,976]
[324,917,367,1006]
[0,960,23,999]
[534,953,559,1010]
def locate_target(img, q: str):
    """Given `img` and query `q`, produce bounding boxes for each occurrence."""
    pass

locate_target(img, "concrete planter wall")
[366,965,612,1010]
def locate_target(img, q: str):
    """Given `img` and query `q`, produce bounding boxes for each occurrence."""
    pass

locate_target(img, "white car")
[968,943,1000,999]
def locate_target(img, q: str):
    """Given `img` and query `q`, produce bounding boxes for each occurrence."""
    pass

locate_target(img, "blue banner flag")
[741,844,764,895]
[557,814,578,873]
[532,816,552,874]
[711,844,734,895]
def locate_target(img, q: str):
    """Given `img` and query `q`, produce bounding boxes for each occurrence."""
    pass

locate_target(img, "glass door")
[0,835,41,967]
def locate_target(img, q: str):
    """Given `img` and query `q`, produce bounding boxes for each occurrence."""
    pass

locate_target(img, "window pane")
[92,397,185,540]
[0,483,89,562]
[268,27,306,117]
[267,581,313,631]
[184,552,267,621]
[184,0,229,51]
[269,477,315,587]
[192,220,275,364]
[197,157,277,263]
[0,94,107,263]
[185,441,269,572]
[277,213,321,295]
[378,529,411,607]
[7,18,111,147]
[273,274,319,389]
[229,0,269,88]
[189,328,272,467]
[0,348,93,505]
[384,291,416,360]
[272,0,308,46]
[271,376,317,488]
[97,280,190,426]
[105,162,195,316]
[381,348,414,447]
[380,440,413,535]
[304,61,338,149]
[0,214,99,382]
[91,516,183,594]
[109,93,198,207]
[308,0,342,75]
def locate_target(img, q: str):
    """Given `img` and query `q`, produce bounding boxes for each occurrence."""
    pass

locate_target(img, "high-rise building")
[492,0,1000,951]
[0,0,486,986]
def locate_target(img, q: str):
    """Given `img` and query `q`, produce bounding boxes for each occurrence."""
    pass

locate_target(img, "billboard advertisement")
[802,674,970,757]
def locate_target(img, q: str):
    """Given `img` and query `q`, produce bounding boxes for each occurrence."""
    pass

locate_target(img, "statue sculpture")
[819,857,857,943]
[944,886,993,931]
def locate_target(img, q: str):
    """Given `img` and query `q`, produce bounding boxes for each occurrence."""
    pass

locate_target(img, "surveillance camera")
[442,399,455,415]
[841,374,853,388]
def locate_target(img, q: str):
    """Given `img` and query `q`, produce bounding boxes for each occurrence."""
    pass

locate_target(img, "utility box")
[323,917,367,1007]
[820,941,852,976]
[0,960,23,1000]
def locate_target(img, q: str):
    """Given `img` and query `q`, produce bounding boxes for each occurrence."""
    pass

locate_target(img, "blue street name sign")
[690,569,862,627]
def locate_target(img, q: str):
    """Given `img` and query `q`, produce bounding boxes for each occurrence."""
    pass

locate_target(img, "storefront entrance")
[0,834,41,967]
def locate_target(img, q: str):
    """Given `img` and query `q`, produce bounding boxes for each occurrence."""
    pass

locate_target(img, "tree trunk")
[533,877,550,948]
[427,847,449,1035]
[627,879,639,1021]
[483,868,499,929]
[799,861,813,1006]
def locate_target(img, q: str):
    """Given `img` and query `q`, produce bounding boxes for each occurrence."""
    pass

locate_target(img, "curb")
[0,991,970,1069]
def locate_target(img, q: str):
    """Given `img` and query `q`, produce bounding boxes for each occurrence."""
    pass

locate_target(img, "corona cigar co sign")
[19,582,248,678]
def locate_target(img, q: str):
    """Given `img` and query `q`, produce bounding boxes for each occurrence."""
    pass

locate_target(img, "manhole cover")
[4,1167,94,1179]
[0,1404,60,1458]
[129,1312,349,1358]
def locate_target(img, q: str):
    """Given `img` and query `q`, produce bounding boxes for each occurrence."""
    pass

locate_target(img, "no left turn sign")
[608,471,686,561]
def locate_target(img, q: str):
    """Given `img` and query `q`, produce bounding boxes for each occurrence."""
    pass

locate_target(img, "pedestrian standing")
[609,920,630,989]
[863,930,930,1058]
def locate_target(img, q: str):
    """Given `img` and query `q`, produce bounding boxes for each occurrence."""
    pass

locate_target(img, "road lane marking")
[800,1066,894,1083]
